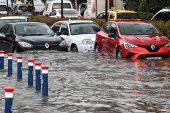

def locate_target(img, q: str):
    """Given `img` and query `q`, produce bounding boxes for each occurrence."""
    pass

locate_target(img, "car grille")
[138,44,165,52]
[137,54,168,59]
[32,44,60,50]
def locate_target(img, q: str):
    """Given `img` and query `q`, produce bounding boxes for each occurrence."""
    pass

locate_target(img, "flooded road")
[0,50,170,113]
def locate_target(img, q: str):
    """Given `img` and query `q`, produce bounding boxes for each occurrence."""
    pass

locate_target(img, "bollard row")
[0,50,49,113]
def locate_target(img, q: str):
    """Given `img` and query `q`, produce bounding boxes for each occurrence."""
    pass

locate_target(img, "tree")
[140,0,170,13]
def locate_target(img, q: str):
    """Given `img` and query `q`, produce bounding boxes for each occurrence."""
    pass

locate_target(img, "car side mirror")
[56,31,61,35]
[61,31,69,35]
[108,33,116,39]
[5,33,15,39]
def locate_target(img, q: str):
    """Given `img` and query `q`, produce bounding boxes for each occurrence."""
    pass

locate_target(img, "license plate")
[146,57,162,60]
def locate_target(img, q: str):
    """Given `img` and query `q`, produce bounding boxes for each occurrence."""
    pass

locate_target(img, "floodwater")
[0,50,170,113]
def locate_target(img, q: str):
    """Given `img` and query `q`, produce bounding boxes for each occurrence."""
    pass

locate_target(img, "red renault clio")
[95,20,170,59]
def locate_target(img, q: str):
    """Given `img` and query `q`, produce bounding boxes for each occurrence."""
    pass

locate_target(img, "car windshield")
[0,19,26,28]
[117,13,138,19]
[70,23,100,35]
[15,23,54,36]
[58,10,79,16]
[119,22,159,35]
[0,5,6,11]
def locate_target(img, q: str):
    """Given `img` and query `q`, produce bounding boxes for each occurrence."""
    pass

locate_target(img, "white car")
[49,8,82,19]
[0,16,29,28]
[0,3,7,14]
[151,7,170,21]
[43,0,73,16]
[51,20,101,52]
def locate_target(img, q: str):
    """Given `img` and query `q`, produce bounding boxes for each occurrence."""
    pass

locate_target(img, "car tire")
[71,45,78,52]
[116,49,123,59]
[95,44,100,53]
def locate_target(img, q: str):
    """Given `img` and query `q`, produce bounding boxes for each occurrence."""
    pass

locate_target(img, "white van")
[0,3,7,14]
[43,0,73,16]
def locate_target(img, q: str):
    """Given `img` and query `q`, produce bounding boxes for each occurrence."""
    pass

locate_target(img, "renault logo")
[45,43,49,48]
[151,44,155,50]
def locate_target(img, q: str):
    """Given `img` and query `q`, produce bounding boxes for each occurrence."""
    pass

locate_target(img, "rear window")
[58,10,79,15]
[0,5,6,11]
[117,13,138,19]
[52,3,71,9]
[70,22,101,35]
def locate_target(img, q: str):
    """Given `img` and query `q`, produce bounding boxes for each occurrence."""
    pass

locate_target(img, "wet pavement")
[0,50,170,113]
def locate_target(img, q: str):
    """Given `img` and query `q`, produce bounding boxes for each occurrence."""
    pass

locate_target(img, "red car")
[95,20,170,59]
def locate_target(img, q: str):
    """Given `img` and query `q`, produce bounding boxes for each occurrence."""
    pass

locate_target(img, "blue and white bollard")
[28,58,34,87]
[4,86,14,113]
[42,65,49,96]
[7,53,13,77]
[17,56,23,81]
[0,50,5,70]
[35,62,42,92]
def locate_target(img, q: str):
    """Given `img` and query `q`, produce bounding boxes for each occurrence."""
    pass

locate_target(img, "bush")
[137,12,154,20]
[151,20,170,38]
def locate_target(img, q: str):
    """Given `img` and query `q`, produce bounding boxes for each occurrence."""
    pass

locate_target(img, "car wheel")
[116,49,123,59]
[95,44,100,53]
[71,45,78,52]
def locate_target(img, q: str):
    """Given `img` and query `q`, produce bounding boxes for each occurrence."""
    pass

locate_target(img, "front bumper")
[77,44,95,52]
[123,46,170,59]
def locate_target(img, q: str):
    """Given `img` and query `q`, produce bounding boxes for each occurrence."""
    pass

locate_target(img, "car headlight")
[18,42,32,48]
[123,41,138,49]
[82,39,94,45]
[166,41,170,47]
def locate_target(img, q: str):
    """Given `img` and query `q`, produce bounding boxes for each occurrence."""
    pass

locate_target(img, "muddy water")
[0,50,170,113]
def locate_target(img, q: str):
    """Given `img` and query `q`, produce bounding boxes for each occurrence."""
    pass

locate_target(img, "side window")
[6,25,13,34]
[60,24,69,35]
[97,12,106,19]
[109,23,117,34]
[109,12,115,19]
[103,23,111,33]
[52,23,61,33]
[0,25,9,34]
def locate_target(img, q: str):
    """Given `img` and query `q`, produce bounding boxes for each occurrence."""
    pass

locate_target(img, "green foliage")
[139,0,170,13]
[137,12,154,20]
[151,20,170,38]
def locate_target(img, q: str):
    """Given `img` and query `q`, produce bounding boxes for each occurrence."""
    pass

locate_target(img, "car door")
[59,23,70,47]
[0,24,14,53]
[106,22,117,54]
[100,23,111,52]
